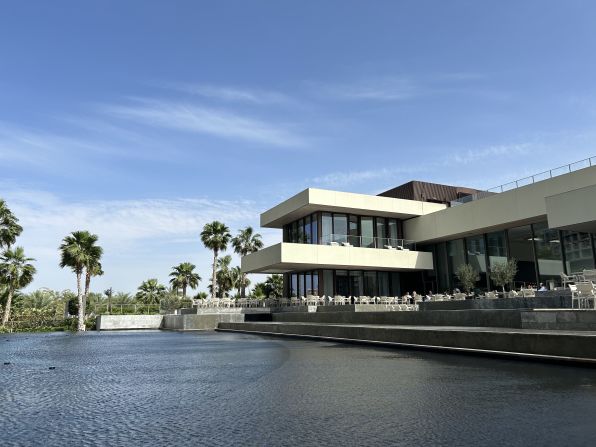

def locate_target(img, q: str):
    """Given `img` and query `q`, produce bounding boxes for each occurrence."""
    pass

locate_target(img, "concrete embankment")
[96,313,245,331]
[217,321,596,364]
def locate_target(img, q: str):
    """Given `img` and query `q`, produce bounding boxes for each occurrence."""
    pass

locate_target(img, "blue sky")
[2,1,596,294]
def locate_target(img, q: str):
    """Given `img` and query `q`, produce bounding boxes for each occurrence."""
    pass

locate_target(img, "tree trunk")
[211,250,218,299]
[241,273,247,298]
[77,271,85,331]
[83,270,91,321]
[1,287,13,326]
[182,283,187,299]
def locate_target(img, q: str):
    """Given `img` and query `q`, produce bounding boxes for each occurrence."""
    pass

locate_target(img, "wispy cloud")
[440,142,534,166]
[102,98,307,147]
[161,82,294,105]
[309,166,429,189]
[2,187,266,292]
[312,76,420,102]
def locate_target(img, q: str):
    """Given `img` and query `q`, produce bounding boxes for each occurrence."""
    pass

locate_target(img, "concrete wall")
[545,184,596,233]
[242,242,433,273]
[418,295,572,311]
[261,188,446,228]
[404,165,596,243]
[273,309,524,328]
[96,315,163,330]
[162,313,245,331]
[217,321,596,362]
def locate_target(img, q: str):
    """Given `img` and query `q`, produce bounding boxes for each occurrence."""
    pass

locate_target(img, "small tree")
[455,264,479,294]
[490,259,518,292]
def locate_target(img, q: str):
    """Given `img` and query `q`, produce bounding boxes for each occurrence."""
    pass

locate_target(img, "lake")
[2,330,596,446]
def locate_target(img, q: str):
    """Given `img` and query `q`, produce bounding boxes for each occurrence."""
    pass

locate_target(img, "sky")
[2,0,596,294]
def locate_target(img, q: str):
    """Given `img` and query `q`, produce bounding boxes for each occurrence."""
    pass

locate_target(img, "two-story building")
[242,159,596,297]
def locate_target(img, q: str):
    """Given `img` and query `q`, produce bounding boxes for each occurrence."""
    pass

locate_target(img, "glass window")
[304,215,312,244]
[311,213,319,245]
[312,271,319,296]
[323,270,334,297]
[447,239,466,281]
[378,271,389,296]
[361,217,374,248]
[388,219,398,246]
[533,222,564,287]
[487,231,507,267]
[349,271,363,297]
[390,272,401,296]
[305,272,312,295]
[333,214,348,243]
[466,235,486,273]
[349,215,359,247]
[363,271,377,296]
[563,231,594,273]
[290,273,297,297]
[335,270,349,297]
[507,225,536,287]
[290,221,298,243]
[376,217,386,248]
[322,213,332,245]
[297,273,304,297]
[436,242,449,292]
[297,218,306,243]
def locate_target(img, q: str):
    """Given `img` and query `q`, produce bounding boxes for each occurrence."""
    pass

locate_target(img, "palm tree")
[0,247,36,325]
[232,226,263,297]
[201,221,231,299]
[59,231,102,331]
[169,262,201,298]
[135,278,166,304]
[0,199,23,250]
[214,255,234,297]
[264,274,284,298]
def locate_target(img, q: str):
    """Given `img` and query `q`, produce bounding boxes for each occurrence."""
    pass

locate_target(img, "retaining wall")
[418,295,571,311]
[96,315,163,330]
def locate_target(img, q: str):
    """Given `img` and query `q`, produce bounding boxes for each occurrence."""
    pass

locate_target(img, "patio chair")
[573,282,596,309]
[560,273,575,288]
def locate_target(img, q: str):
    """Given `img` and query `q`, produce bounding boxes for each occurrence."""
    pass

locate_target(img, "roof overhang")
[260,188,446,228]
[546,184,596,233]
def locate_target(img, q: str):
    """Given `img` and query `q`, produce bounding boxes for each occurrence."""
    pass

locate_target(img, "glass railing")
[450,156,596,207]
[319,234,416,250]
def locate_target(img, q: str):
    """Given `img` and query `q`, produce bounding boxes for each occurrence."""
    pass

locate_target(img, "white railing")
[450,156,596,206]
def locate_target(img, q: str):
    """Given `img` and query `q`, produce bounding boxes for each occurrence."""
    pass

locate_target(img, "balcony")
[241,239,433,274]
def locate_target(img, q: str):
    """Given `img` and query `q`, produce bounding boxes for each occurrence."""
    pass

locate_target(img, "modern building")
[242,158,596,297]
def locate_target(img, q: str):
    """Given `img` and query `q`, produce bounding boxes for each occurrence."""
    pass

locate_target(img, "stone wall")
[96,315,164,330]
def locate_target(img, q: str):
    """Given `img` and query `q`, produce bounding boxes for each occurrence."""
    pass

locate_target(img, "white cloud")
[312,76,420,102]
[310,166,429,189]
[2,188,267,294]
[163,83,293,105]
[102,98,307,147]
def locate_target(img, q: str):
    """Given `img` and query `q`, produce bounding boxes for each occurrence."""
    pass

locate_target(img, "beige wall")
[404,165,596,243]
[546,184,596,233]
[261,188,446,228]
[242,242,433,273]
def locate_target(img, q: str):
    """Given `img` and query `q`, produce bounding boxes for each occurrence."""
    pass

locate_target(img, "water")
[1,331,596,447]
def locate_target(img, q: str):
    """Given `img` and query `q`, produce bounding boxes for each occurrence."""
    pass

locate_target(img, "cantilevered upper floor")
[260,188,447,228]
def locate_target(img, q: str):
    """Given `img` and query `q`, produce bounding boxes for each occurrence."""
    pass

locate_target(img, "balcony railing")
[450,156,596,207]
[319,234,416,250]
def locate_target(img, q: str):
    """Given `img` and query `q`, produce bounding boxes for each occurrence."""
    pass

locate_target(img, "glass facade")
[421,221,596,292]
[284,213,404,249]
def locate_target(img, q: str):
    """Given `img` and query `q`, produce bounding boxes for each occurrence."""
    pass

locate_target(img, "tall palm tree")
[232,226,263,297]
[0,247,36,325]
[214,255,233,297]
[264,274,284,298]
[169,262,201,298]
[201,221,231,299]
[135,278,166,304]
[59,231,102,331]
[0,199,23,250]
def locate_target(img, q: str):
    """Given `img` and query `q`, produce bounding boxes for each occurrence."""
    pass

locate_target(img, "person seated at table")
[402,291,412,303]
[538,283,547,292]
[424,291,433,302]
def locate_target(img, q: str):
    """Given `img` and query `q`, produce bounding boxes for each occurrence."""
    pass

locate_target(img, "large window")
[349,271,363,297]
[349,215,359,246]
[507,225,536,286]
[304,216,312,244]
[336,270,349,296]
[311,213,319,244]
[532,222,563,286]
[361,217,374,248]
[388,219,398,245]
[363,271,377,296]
[378,272,389,296]
[322,213,332,244]
[376,217,386,248]
[563,231,595,273]
[487,231,507,267]
[333,214,348,243]
[323,270,333,297]
[447,239,466,283]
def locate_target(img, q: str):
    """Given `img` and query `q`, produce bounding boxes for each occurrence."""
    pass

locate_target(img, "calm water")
[2,331,596,447]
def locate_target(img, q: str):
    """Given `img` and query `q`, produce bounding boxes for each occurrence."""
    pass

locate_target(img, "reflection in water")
[1,331,596,446]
